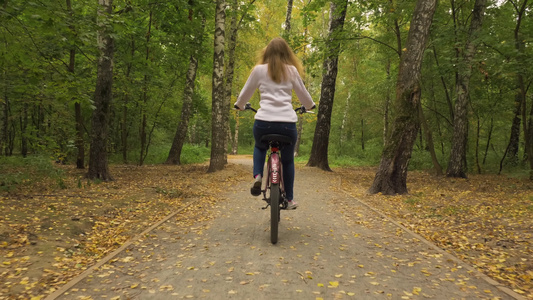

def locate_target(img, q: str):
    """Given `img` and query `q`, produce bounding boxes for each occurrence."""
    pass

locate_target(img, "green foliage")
[179,144,211,164]
[329,138,383,168]
[1,0,532,179]
[109,143,209,165]
[0,155,66,192]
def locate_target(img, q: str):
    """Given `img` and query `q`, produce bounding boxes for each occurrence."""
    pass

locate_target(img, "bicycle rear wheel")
[270,183,280,244]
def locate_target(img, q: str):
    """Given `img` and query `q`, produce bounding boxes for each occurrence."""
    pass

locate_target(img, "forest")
[1,1,533,298]
[0,0,532,187]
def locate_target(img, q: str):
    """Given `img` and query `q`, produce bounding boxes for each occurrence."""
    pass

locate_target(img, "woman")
[234,37,315,209]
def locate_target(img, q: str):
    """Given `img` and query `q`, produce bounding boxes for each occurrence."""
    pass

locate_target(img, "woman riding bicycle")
[234,37,315,209]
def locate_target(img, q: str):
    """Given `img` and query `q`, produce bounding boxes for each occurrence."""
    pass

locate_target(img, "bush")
[109,143,210,165]
[0,155,65,192]
[180,144,210,164]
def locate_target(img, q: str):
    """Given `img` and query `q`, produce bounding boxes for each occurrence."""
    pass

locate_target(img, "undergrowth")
[0,155,65,192]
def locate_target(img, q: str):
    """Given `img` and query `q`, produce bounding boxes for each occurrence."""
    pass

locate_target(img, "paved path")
[53,161,515,299]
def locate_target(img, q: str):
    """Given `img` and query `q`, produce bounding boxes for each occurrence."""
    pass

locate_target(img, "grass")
[109,144,211,165]
[0,155,65,192]
[2,144,211,193]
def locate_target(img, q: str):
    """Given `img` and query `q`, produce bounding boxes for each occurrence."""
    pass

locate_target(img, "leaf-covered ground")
[1,161,532,299]
[337,167,533,298]
[0,163,247,299]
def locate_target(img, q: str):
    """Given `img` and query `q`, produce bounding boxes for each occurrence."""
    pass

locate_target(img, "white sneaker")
[286,200,298,209]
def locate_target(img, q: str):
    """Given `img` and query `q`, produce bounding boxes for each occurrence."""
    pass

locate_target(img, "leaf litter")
[337,167,532,298]
[0,163,247,299]
[2,162,532,298]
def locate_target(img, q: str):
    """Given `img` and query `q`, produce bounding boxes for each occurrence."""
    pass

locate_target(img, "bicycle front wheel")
[270,183,280,244]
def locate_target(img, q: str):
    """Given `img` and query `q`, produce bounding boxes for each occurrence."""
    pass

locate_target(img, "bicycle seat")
[261,134,293,145]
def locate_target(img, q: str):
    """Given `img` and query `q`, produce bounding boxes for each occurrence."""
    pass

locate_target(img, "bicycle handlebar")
[295,105,316,114]
[234,103,315,114]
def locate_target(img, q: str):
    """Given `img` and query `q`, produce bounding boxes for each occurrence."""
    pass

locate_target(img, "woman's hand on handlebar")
[233,102,257,112]
[295,105,316,114]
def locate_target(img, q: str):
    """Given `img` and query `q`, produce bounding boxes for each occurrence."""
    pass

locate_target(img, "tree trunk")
[88,0,114,181]
[475,117,481,174]
[1,82,7,156]
[20,103,28,157]
[383,59,391,145]
[295,0,310,157]
[369,0,437,195]
[283,0,294,37]
[390,0,402,58]
[74,101,84,167]
[224,0,238,159]
[431,46,454,124]
[307,0,348,171]
[513,0,529,163]
[446,0,487,178]
[139,9,152,166]
[419,101,443,175]
[507,95,522,164]
[527,103,533,179]
[482,117,493,165]
[166,56,199,164]
[360,118,365,150]
[207,0,226,173]
[166,11,205,165]
[66,0,85,168]
[122,39,135,164]
[232,111,239,155]
[339,92,350,154]
[121,95,129,163]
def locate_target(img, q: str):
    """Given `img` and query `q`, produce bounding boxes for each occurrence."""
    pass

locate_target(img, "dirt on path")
[51,159,517,300]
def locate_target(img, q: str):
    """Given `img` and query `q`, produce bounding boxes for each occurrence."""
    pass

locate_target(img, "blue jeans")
[253,120,298,200]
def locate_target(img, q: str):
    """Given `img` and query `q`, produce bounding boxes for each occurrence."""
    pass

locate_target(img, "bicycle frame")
[263,140,287,244]
[235,103,314,244]
[262,141,288,209]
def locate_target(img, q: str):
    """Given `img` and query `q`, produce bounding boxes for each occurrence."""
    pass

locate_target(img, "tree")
[138,8,153,166]
[283,0,294,39]
[307,0,348,171]
[66,0,85,169]
[504,0,529,165]
[369,0,437,195]
[207,0,227,173]
[419,100,443,175]
[88,0,114,181]
[446,0,488,178]
[166,12,205,165]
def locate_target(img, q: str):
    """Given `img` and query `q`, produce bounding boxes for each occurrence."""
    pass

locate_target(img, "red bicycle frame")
[269,147,281,184]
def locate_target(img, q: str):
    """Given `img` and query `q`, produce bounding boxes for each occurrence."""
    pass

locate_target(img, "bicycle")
[238,103,313,244]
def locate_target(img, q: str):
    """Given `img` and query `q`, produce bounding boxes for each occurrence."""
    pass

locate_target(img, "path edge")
[44,202,194,300]
[339,188,526,300]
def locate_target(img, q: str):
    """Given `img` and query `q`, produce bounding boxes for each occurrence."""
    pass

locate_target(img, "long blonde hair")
[258,37,304,83]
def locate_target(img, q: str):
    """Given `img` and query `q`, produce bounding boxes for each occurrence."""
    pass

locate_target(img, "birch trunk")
[232,111,239,155]
[207,0,227,173]
[166,55,200,164]
[283,0,294,36]
[224,0,238,158]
